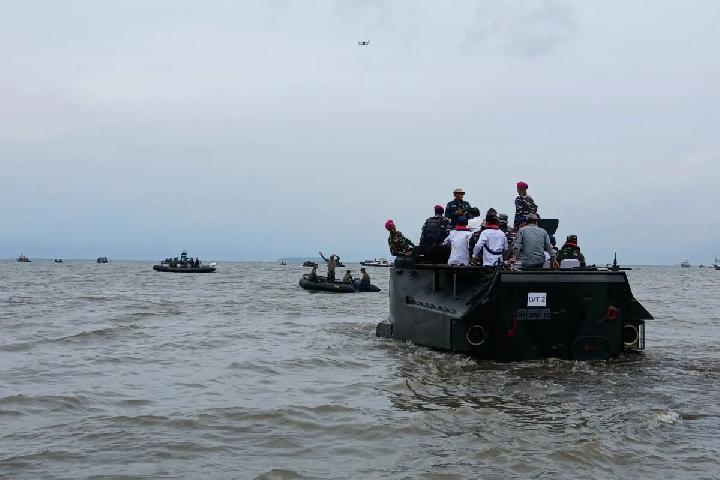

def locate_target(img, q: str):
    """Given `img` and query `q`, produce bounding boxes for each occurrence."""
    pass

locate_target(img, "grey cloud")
[334,0,392,28]
[464,0,576,57]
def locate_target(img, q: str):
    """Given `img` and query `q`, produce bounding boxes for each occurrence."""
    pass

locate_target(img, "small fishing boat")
[54,259,63,263]
[17,255,31,263]
[298,274,380,293]
[714,256,719,270]
[680,260,690,268]
[360,258,393,267]
[97,256,108,264]
[303,261,318,267]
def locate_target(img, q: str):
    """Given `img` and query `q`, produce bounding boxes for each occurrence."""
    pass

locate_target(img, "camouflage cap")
[567,235,578,243]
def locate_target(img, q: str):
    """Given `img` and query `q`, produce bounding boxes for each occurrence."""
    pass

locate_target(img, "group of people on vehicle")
[386,183,586,269]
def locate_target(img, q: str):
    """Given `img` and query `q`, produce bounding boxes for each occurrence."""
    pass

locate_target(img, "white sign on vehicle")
[527,292,547,307]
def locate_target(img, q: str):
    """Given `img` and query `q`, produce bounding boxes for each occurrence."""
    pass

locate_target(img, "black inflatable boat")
[299,274,381,293]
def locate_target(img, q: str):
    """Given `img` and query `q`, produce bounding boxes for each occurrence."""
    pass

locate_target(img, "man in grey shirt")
[510,214,559,269]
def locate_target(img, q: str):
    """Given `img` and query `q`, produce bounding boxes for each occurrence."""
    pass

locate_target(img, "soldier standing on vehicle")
[513,181,538,229]
[445,188,471,226]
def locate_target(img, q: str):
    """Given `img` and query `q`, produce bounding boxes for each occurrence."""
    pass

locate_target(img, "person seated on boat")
[471,213,508,267]
[442,216,473,265]
[359,267,371,286]
[418,205,451,263]
[510,214,558,270]
[385,220,415,257]
[342,269,354,284]
[308,264,319,282]
[195,258,200,267]
[556,234,586,267]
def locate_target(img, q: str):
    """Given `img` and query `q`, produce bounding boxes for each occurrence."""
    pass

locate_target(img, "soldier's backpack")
[421,218,448,247]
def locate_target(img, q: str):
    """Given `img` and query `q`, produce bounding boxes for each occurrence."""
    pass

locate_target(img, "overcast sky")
[1,0,719,263]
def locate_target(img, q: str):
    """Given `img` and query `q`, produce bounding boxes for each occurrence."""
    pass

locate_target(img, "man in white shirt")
[442,216,473,265]
[466,207,483,232]
[472,213,508,267]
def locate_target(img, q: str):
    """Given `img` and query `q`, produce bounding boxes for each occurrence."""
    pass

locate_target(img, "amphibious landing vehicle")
[376,223,653,361]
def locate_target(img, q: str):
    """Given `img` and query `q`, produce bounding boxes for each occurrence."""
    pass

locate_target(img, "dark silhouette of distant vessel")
[154,250,216,273]
[97,256,108,264]
[360,258,393,267]
[17,255,31,263]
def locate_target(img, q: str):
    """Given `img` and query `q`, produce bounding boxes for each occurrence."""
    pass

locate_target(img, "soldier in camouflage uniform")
[385,220,415,257]
[513,181,538,229]
[556,234,586,267]
[360,267,371,286]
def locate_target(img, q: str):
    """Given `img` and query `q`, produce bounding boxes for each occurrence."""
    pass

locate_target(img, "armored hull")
[377,258,652,361]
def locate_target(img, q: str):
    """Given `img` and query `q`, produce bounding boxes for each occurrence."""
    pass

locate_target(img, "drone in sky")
[357,40,370,46]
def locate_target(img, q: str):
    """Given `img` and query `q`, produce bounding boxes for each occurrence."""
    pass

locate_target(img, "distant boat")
[680,260,690,268]
[97,256,108,264]
[303,261,318,267]
[280,261,287,265]
[54,259,63,263]
[360,258,393,267]
[154,250,215,273]
[16,255,31,263]
[714,256,719,271]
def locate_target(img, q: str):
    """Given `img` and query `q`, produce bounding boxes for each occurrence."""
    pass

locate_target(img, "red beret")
[516,181,528,189]
[384,219,395,231]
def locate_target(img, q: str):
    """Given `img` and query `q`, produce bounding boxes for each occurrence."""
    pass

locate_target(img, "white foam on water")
[650,410,682,429]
